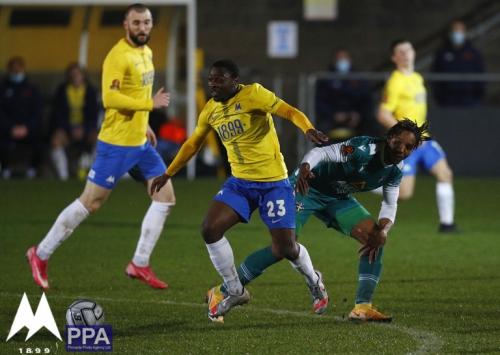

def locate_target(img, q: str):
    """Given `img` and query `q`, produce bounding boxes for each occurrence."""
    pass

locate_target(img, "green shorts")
[294,187,372,236]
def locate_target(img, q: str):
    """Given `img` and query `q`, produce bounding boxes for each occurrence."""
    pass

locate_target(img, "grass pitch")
[1,176,499,354]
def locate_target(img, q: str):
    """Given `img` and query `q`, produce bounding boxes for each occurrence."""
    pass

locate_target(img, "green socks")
[355,247,384,304]
[221,246,277,294]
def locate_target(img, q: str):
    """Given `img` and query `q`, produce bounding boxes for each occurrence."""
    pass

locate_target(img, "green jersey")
[293,136,403,198]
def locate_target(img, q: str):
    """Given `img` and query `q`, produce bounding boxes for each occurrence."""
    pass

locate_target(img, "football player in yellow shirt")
[377,39,459,233]
[27,4,175,291]
[150,58,329,322]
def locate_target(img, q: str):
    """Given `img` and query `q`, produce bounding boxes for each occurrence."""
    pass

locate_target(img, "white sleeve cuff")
[378,185,399,222]
[379,200,397,223]
[301,144,346,170]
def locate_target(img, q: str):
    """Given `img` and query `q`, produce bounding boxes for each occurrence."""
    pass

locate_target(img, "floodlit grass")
[1,176,499,354]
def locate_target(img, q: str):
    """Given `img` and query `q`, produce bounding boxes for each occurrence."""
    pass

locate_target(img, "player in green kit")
[295,118,431,322]
[207,118,431,322]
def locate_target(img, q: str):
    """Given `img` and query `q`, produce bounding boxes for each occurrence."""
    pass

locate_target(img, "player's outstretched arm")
[275,102,328,145]
[149,130,208,196]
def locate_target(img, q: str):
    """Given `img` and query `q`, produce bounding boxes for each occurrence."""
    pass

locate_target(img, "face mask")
[335,59,351,73]
[9,73,25,84]
[450,30,465,46]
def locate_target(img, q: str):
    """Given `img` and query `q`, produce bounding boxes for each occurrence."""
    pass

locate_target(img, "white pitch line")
[1,292,444,354]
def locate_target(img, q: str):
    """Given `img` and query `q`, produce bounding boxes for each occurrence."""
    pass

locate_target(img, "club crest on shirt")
[341,144,355,156]
[110,79,120,90]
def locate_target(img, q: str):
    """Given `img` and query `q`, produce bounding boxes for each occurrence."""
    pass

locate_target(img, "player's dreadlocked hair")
[211,59,240,78]
[387,118,433,150]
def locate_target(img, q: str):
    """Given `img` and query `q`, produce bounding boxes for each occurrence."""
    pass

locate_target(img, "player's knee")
[356,233,369,245]
[283,246,299,261]
[275,241,299,261]
[200,221,221,243]
[156,185,176,204]
[80,197,105,215]
[85,201,102,214]
[200,221,210,239]
[398,190,413,200]
[85,206,98,215]
[350,227,370,245]
[432,159,454,182]
[153,195,176,205]
[437,167,453,183]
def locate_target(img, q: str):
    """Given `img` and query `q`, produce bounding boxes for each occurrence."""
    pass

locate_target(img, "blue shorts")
[88,140,167,189]
[213,176,295,229]
[403,140,446,176]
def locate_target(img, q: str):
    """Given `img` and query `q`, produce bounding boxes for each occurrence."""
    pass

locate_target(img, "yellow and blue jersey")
[99,38,155,146]
[195,83,287,182]
[380,70,427,127]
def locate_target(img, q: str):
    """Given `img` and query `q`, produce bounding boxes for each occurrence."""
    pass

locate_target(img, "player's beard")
[129,31,150,46]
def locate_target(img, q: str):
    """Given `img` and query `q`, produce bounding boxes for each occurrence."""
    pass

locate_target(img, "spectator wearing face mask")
[431,20,485,107]
[315,49,375,143]
[0,56,44,179]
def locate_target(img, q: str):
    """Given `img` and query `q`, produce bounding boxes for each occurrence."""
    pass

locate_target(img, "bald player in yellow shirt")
[27,3,175,291]
[151,58,329,322]
[377,38,459,233]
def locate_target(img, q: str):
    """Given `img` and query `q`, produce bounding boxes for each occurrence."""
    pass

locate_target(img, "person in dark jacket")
[432,20,485,107]
[0,56,44,179]
[315,49,374,143]
[49,63,100,180]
